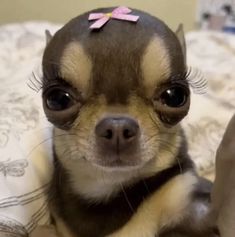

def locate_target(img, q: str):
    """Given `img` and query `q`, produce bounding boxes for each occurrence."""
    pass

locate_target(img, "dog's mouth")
[91,154,143,170]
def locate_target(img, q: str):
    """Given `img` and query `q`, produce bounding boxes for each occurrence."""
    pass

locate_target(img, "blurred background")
[1,0,235,32]
[0,0,197,31]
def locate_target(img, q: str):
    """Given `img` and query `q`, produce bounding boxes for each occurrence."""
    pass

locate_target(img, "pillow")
[0,22,60,237]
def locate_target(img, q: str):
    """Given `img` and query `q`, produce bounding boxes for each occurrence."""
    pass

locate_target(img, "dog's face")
[42,8,190,198]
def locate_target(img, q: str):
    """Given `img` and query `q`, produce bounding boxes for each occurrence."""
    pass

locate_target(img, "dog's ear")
[45,29,53,45]
[175,24,186,63]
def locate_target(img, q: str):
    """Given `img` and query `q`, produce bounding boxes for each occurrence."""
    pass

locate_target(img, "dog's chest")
[52,163,198,237]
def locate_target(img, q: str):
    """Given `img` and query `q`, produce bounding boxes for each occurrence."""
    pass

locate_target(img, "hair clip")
[88,6,139,29]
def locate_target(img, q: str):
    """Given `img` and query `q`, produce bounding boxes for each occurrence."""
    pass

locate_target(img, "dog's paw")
[30,225,59,237]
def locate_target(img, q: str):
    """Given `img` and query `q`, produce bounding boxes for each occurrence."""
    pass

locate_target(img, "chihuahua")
[39,7,218,237]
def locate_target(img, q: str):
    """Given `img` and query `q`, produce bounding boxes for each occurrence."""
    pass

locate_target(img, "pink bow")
[88,6,139,29]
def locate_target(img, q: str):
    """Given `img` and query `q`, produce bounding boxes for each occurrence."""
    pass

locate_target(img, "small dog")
[40,7,217,237]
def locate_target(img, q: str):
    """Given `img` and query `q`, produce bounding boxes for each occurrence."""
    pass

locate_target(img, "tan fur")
[108,172,197,237]
[54,95,182,201]
[141,35,171,98]
[60,42,92,96]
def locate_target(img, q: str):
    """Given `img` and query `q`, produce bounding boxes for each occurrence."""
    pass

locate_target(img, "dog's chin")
[90,156,146,172]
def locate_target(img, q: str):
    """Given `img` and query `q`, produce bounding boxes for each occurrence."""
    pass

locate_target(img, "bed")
[0,21,234,236]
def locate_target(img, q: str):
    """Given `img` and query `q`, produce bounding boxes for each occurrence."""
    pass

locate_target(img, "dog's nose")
[95,117,139,152]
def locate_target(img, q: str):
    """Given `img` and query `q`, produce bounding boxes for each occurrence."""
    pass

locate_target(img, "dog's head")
[42,7,190,199]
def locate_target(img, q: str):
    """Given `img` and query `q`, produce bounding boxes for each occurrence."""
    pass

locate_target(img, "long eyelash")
[27,65,207,95]
[185,66,207,94]
[27,70,43,93]
[27,60,61,93]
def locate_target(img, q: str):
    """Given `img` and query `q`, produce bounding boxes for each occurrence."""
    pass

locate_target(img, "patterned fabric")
[183,31,235,180]
[0,22,60,237]
[0,21,234,235]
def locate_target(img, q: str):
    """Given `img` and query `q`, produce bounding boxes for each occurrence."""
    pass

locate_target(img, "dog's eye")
[45,88,75,111]
[159,86,188,107]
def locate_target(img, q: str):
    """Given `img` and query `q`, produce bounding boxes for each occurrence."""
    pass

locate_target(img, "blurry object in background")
[208,15,226,30]
[197,0,235,33]
[0,0,197,32]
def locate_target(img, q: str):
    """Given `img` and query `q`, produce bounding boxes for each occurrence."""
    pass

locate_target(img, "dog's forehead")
[43,8,185,103]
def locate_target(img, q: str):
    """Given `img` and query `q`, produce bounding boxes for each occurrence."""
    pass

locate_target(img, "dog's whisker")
[158,147,183,173]
[25,133,77,159]
[120,183,135,214]
[176,157,183,174]
[142,180,150,195]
